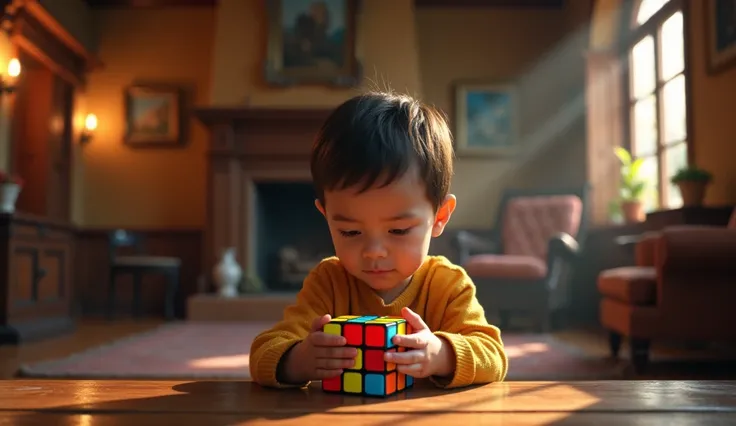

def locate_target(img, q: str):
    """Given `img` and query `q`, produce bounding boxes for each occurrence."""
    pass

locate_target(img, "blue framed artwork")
[706,0,736,74]
[454,83,519,156]
[265,0,362,87]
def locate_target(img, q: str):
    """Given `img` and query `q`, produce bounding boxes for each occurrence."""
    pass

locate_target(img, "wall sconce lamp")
[80,113,97,144]
[0,58,20,93]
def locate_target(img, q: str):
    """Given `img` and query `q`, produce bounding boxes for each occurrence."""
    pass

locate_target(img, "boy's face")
[315,168,456,296]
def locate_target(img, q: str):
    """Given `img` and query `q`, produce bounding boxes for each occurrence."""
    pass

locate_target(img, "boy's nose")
[362,240,388,259]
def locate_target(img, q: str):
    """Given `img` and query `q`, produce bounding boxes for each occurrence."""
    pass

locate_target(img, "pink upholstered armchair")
[455,186,588,331]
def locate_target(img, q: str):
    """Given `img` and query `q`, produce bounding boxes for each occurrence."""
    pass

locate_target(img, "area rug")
[17,322,624,380]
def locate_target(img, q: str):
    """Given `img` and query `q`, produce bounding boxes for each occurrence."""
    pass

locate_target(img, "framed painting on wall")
[705,0,736,74]
[453,82,519,157]
[264,0,362,87]
[124,84,185,148]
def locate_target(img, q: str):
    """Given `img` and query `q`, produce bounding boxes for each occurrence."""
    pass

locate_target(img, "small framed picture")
[453,82,519,157]
[705,0,736,74]
[124,84,185,147]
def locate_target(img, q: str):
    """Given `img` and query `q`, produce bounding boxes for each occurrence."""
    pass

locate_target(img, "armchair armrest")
[454,230,497,263]
[547,232,579,262]
[634,231,661,267]
[657,227,736,273]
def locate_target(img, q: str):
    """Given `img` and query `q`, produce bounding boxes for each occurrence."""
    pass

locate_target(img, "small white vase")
[0,183,21,213]
[213,247,242,298]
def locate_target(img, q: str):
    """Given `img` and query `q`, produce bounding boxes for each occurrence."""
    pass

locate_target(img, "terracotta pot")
[676,180,708,207]
[621,200,645,224]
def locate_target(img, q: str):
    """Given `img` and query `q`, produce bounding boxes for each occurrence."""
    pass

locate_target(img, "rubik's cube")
[321,315,415,397]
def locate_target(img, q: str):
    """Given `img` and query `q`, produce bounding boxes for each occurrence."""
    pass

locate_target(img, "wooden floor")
[2,318,736,380]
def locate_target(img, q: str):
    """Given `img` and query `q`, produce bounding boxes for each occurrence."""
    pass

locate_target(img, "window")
[627,0,687,211]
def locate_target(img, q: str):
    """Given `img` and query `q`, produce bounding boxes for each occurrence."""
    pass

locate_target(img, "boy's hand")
[385,307,454,379]
[281,314,357,384]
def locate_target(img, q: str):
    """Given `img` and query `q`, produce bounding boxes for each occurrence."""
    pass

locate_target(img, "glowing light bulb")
[84,113,98,132]
[7,58,20,78]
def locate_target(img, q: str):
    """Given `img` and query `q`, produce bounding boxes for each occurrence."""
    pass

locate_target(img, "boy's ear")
[432,194,456,238]
[315,199,326,217]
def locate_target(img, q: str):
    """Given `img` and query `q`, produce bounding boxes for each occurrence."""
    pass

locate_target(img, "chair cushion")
[114,255,181,268]
[462,254,547,279]
[597,266,656,306]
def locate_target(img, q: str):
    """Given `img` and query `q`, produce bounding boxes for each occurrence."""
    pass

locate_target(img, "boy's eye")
[339,230,360,237]
[389,227,412,236]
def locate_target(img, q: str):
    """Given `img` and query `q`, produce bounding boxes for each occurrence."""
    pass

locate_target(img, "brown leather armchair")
[597,208,736,371]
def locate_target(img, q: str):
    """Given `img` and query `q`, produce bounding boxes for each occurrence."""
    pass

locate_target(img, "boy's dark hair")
[310,91,454,211]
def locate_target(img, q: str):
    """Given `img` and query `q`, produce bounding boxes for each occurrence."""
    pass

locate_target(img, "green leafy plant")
[607,199,623,223]
[670,166,712,184]
[613,147,646,202]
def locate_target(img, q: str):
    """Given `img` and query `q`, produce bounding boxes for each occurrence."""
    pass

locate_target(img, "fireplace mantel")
[192,106,333,287]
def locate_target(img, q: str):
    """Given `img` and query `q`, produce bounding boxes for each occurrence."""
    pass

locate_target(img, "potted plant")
[613,147,647,223]
[670,166,712,207]
[0,170,23,213]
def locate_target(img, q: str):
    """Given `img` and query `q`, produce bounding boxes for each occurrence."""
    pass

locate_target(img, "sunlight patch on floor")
[505,342,550,359]
[189,354,250,369]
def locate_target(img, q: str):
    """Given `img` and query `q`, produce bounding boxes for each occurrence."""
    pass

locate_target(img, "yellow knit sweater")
[249,255,508,389]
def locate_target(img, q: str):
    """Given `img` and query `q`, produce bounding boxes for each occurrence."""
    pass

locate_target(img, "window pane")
[660,11,685,81]
[636,0,670,25]
[665,142,688,208]
[639,156,659,212]
[631,36,656,99]
[632,95,658,156]
[661,74,687,143]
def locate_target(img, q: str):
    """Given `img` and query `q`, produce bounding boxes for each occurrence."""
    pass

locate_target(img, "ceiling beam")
[415,0,564,8]
[83,0,217,8]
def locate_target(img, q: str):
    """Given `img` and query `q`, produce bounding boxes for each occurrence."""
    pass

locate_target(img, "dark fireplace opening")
[254,181,334,292]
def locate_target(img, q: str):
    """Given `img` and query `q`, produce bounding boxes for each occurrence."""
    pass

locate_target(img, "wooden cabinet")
[0,214,75,344]
[0,0,100,344]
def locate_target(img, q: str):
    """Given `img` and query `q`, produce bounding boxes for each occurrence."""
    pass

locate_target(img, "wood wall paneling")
[74,228,203,319]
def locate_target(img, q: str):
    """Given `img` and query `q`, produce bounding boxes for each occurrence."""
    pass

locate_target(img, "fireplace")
[193,107,334,293]
[251,180,333,291]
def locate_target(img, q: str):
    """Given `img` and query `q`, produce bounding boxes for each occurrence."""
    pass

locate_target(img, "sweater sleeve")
[430,271,508,389]
[248,262,335,388]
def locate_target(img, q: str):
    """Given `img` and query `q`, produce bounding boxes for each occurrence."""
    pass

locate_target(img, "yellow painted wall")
[689,1,736,205]
[77,0,589,229]
[417,4,592,226]
[3,1,593,229]
[209,0,423,107]
[3,0,727,231]
[81,8,215,228]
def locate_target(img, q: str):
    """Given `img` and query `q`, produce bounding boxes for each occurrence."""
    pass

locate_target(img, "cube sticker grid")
[321,315,415,397]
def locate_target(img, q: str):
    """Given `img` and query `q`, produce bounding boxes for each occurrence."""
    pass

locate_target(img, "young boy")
[249,91,508,389]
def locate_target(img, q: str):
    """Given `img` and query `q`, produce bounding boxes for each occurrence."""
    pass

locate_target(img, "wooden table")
[1,379,735,425]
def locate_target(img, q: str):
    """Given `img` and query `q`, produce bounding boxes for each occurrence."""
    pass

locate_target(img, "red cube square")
[343,324,362,346]
[322,375,341,391]
[365,325,384,347]
[365,349,384,372]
